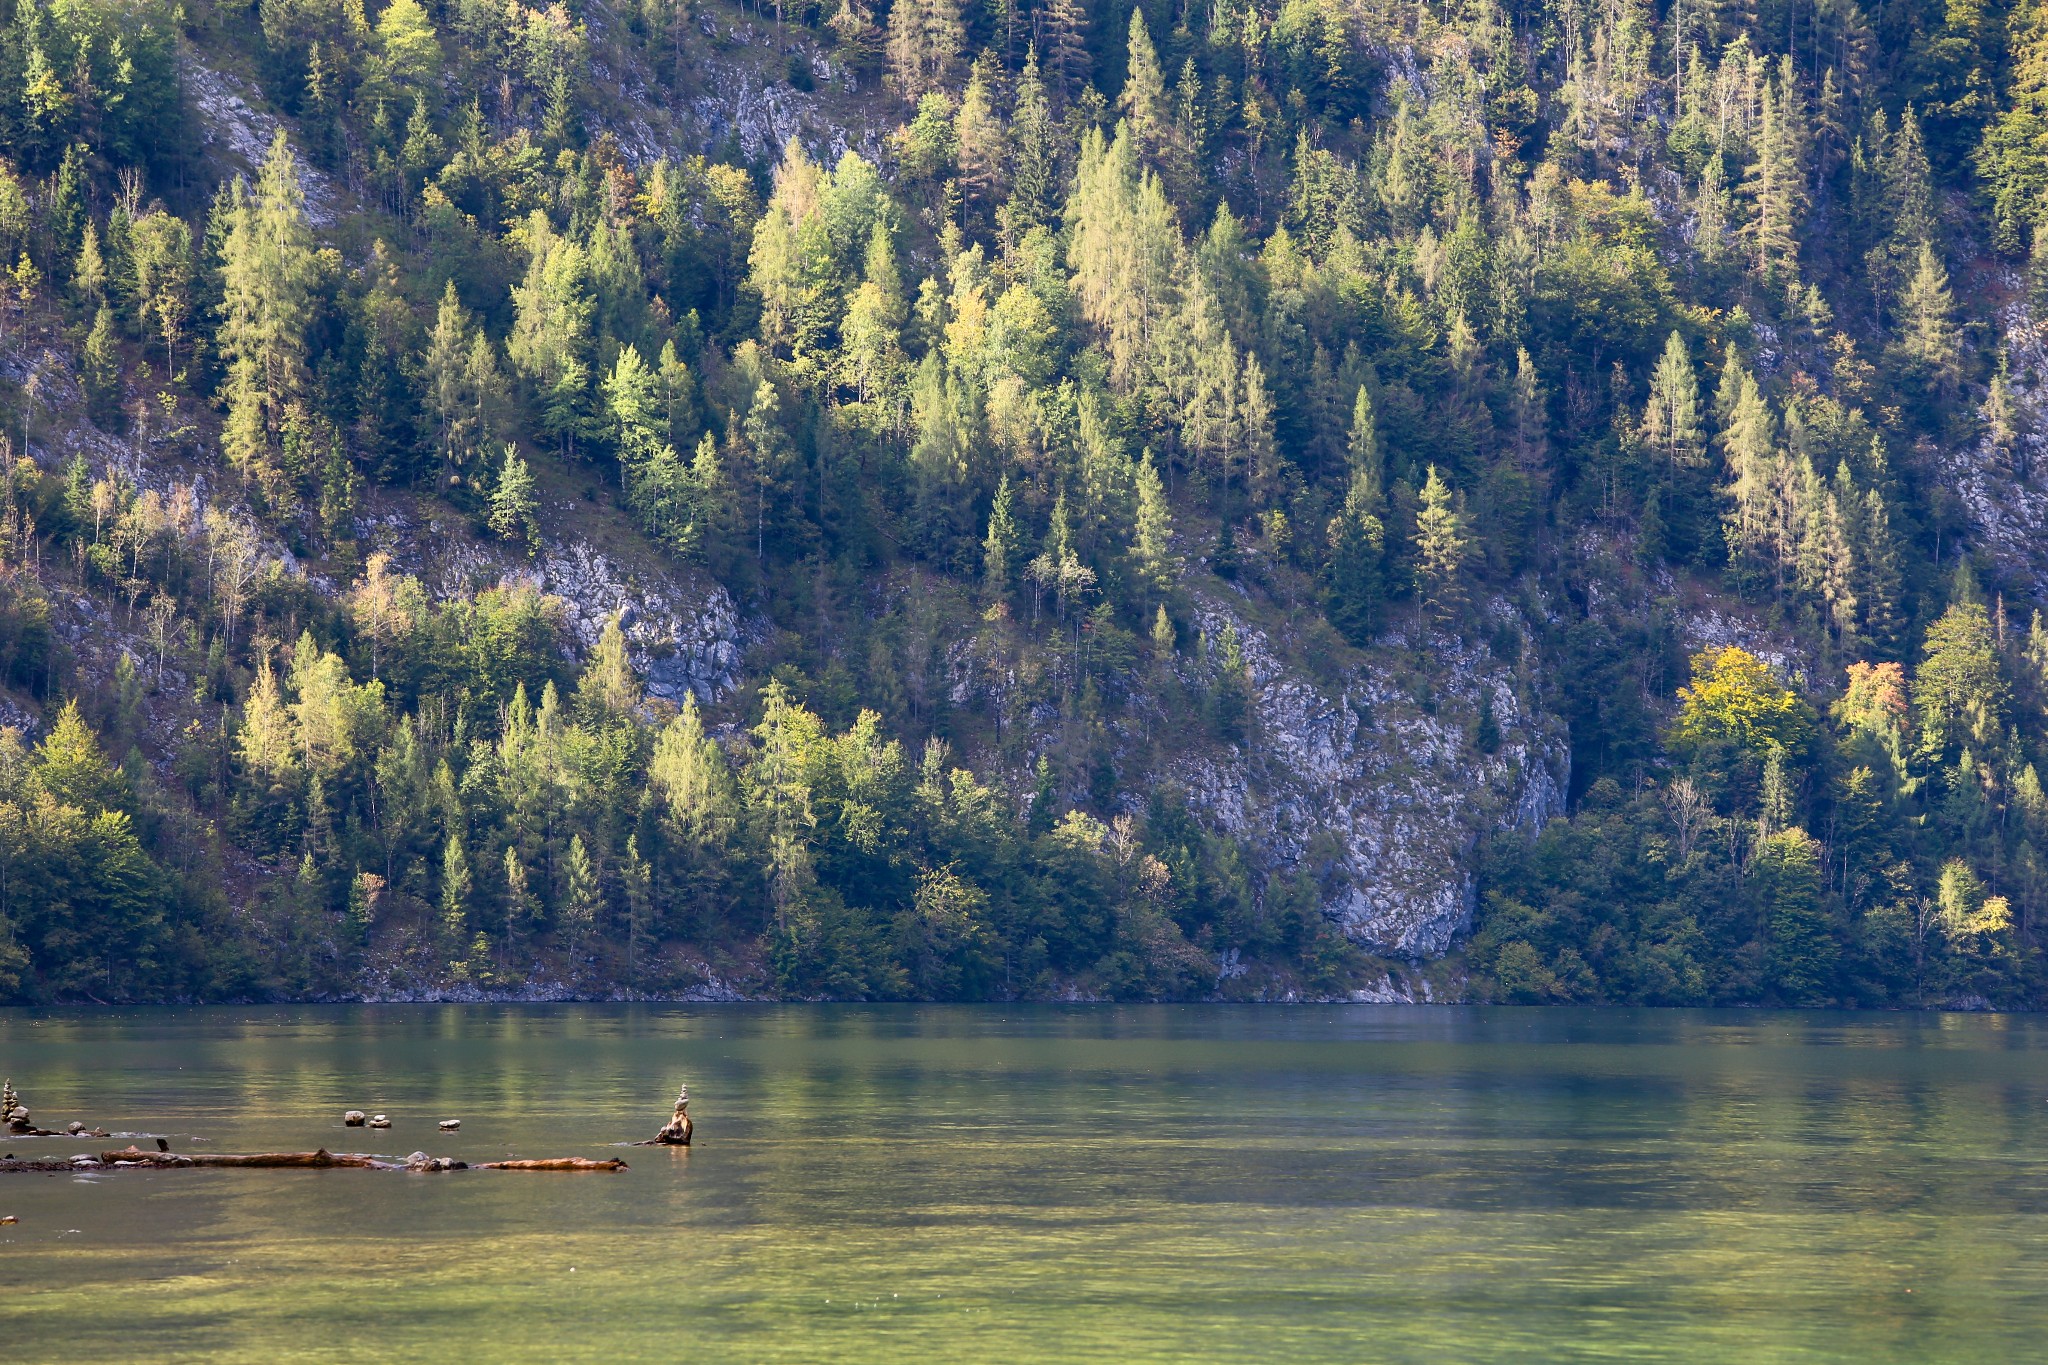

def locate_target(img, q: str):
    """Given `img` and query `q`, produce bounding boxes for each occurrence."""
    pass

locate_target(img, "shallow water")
[3,1004,2048,1361]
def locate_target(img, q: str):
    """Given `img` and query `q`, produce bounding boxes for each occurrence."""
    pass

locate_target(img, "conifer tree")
[1347,383,1383,503]
[1895,241,1962,389]
[216,133,318,489]
[1132,451,1177,599]
[1002,48,1060,239]
[1413,466,1471,630]
[650,693,737,845]
[1980,0,2048,252]
[440,831,472,957]
[1040,0,1090,102]
[129,210,192,379]
[982,473,1021,605]
[489,445,541,555]
[956,55,1009,227]
[507,213,596,458]
[81,305,121,430]
[1511,348,1549,478]
[886,0,964,100]
[1643,330,1705,469]
[1745,59,1808,284]
[1120,11,1173,170]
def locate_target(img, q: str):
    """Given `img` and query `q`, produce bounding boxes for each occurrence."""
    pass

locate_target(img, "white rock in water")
[438,1119,460,1130]
[368,1114,392,1129]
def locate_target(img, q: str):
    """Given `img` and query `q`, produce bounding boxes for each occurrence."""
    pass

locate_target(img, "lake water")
[4,1005,2048,1361]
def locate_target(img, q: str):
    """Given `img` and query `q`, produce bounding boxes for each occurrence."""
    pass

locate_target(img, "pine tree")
[982,473,1021,605]
[489,445,541,554]
[1120,11,1173,170]
[507,213,596,458]
[562,834,600,961]
[1131,451,1177,599]
[440,831,472,959]
[1002,48,1059,239]
[886,0,963,100]
[81,305,121,431]
[1413,465,1471,631]
[1895,241,1962,389]
[1643,330,1705,469]
[1745,59,1809,284]
[216,133,319,490]
[956,55,1009,227]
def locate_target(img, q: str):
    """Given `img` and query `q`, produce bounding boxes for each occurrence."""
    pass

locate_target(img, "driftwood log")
[474,1158,629,1171]
[2,1146,625,1174]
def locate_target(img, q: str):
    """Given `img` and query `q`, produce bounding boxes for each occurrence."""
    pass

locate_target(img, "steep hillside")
[1,0,2046,1006]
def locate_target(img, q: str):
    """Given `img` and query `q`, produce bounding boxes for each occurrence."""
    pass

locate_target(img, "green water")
[3,1006,2048,1361]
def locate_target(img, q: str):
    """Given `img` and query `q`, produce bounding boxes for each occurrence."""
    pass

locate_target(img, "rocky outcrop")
[360,504,745,705]
[1169,598,1569,958]
[1941,269,2048,606]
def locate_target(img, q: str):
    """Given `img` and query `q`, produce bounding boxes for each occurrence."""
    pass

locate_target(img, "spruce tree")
[1132,451,1177,599]
[216,133,318,490]
[1643,330,1705,469]
[1413,466,1471,631]
[489,445,542,555]
[982,473,1021,605]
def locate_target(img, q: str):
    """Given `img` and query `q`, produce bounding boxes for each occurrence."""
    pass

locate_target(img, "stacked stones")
[3,1079,29,1134]
[652,1084,692,1146]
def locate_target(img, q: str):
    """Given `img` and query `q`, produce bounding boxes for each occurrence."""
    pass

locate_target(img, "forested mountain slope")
[0,0,2043,1006]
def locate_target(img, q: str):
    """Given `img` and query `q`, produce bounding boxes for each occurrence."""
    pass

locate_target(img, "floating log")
[4,1146,618,1174]
[101,1145,385,1168]
[473,1158,628,1171]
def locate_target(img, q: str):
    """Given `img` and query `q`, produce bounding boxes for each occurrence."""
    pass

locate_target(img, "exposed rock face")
[1943,271,2048,607]
[363,505,745,705]
[535,544,743,704]
[1174,599,1569,959]
[186,62,342,225]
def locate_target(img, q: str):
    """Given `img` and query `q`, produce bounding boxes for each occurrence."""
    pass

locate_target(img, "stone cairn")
[649,1084,692,1146]
[2,1080,25,1135]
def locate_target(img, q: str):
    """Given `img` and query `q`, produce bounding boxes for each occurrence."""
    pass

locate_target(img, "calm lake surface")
[4,1005,2048,1361]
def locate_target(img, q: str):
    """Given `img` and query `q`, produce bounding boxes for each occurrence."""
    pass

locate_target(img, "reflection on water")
[4,1005,2048,1362]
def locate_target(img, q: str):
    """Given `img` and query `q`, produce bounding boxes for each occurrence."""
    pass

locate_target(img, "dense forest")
[0,0,2044,1006]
